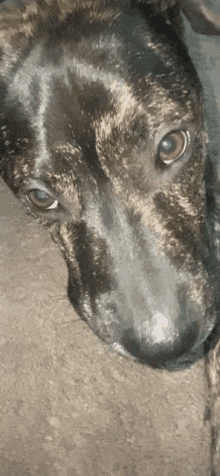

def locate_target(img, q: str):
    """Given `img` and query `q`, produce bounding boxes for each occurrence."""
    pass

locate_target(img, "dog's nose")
[121,319,199,368]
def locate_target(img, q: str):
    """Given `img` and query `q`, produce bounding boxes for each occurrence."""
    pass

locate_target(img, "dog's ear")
[0,0,219,50]
[180,0,220,36]
[128,0,220,38]
[143,0,220,35]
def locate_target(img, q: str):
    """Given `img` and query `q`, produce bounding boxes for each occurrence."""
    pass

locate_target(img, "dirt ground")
[0,176,212,476]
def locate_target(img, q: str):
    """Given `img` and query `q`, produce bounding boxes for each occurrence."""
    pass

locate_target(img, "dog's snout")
[68,247,215,369]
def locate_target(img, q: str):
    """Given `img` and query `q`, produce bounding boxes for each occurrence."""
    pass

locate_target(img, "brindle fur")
[1,0,220,472]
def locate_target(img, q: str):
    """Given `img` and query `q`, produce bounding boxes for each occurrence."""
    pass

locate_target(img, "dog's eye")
[26,189,58,209]
[158,131,189,164]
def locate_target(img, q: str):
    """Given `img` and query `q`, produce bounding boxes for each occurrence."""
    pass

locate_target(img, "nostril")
[121,322,199,368]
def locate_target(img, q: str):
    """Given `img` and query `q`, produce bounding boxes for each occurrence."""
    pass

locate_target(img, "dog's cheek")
[48,221,114,296]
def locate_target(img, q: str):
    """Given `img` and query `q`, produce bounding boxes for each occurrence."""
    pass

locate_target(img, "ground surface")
[0,179,212,476]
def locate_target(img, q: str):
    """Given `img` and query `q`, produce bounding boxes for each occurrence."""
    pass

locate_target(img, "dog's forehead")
[0,10,201,188]
[6,34,196,130]
[2,8,198,109]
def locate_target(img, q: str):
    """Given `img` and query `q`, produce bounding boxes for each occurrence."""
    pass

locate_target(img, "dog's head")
[0,0,220,369]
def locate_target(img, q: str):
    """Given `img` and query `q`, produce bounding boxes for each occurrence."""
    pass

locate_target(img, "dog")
[0,0,220,371]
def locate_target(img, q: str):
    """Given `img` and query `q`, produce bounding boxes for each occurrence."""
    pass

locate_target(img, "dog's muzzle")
[67,248,216,369]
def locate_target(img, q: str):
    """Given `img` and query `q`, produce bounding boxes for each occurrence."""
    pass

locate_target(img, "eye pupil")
[35,190,48,201]
[158,130,189,164]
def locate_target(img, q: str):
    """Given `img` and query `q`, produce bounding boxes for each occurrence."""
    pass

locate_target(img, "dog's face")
[0,1,219,369]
